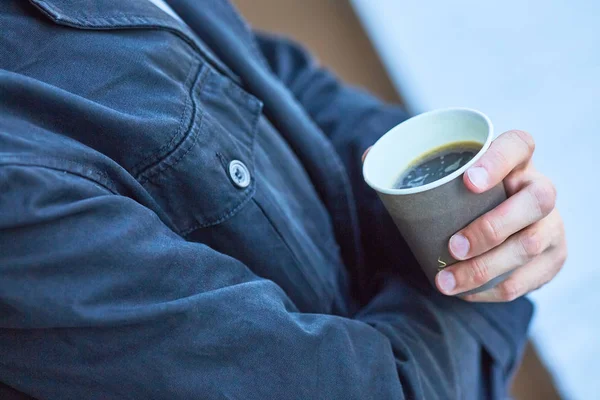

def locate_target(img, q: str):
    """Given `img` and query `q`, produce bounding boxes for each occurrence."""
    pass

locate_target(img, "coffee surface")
[394,141,482,189]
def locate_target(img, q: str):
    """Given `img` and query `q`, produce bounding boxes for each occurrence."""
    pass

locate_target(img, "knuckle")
[532,280,549,293]
[558,215,567,236]
[511,130,536,155]
[538,268,557,291]
[484,145,510,172]
[531,180,557,216]
[480,216,503,246]
[558,244,569,265]
[469,257,490,286]
[499,280,522,301]
[520,229,544,258]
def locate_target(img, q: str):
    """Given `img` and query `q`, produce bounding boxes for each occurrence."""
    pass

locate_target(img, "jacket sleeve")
[0,163,529,400]
[256,32,534,399]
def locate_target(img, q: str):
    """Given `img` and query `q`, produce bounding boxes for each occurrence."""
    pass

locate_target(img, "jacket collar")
[29,0,240,82]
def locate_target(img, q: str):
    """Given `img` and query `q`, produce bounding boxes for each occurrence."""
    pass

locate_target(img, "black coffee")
[394,141,482,189]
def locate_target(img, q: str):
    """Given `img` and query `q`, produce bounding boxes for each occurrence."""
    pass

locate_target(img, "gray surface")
[379,179,506,292]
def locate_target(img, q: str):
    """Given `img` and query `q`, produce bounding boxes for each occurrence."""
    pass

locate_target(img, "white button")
[228,160,251,188]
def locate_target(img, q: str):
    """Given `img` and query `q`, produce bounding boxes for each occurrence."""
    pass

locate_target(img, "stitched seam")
[181,185,255,236]
[247,93,261,169]
[136,65,210,183]
[0,159,118,194]
[0,155,112,184]
[32,1,180,28]
[30,0,61,20]
[139,109,203,186]
[222,77,262,166]
[136,73,260,233]
[178,89,261,234]
[179,98,260,233]
[28,1,263,233]
[30,2,241,84]
[31,2,217,181]
[130,58,201,177]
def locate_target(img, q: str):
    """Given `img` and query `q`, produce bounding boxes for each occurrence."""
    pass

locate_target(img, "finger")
[548,209,567,249]
[361,146,372,164]
[438,217,556,295]
[464,130,535,193]
[461,246,566,302]
[449,177,557,260]
[503,166,539,197]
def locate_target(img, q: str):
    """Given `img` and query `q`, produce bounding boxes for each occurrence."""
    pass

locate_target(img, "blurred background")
[232,0,599,399]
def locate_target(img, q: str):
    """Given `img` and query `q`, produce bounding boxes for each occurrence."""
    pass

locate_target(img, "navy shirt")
[0,1,533,399]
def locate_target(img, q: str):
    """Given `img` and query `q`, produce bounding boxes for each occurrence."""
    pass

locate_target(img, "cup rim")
[363,107,494,195]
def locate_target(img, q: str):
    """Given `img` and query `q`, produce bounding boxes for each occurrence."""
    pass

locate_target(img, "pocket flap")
[138,64,263,235]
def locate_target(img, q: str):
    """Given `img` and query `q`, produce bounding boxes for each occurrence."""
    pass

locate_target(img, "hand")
[363,130,567,302]
[434,130,567,301]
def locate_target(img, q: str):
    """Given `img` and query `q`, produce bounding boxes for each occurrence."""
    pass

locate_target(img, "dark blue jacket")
[0,1,533,398]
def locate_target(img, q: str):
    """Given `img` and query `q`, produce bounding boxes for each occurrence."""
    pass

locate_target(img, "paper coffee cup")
[363,108,510,295]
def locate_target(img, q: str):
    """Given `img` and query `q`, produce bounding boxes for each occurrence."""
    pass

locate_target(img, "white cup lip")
[363,107,494,195]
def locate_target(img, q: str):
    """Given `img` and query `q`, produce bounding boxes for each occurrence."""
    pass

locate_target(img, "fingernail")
[467,167,489,189]
[437,270,456,294]
[450,234,470,259]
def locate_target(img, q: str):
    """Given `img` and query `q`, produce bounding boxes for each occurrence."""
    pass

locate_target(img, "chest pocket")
[137,63,262,235]
[25,0,263,235]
